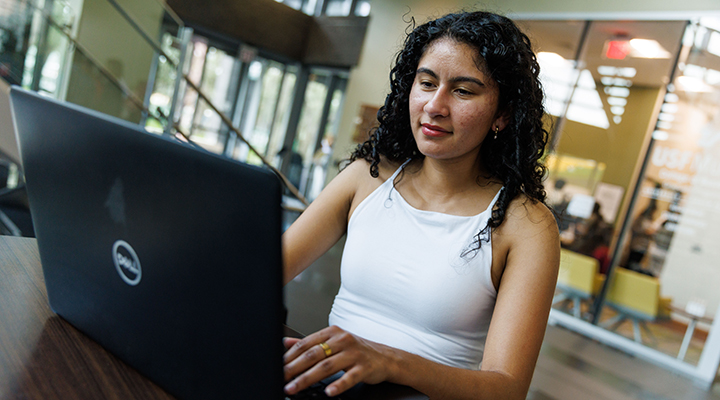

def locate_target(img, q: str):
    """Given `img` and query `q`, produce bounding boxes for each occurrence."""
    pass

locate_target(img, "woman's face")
[408,38,507,164]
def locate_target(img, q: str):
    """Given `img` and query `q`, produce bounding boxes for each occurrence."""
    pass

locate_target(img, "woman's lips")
[421,124,452,137]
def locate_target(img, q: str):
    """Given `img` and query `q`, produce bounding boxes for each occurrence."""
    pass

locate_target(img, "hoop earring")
[493,126,499,140]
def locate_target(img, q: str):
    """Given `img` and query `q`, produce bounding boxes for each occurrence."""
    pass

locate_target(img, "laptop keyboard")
[285,381,344,400]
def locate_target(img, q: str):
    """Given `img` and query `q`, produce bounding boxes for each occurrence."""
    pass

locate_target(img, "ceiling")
[518,19,689,88]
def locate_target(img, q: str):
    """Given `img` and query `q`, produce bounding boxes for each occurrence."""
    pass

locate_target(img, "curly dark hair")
[350,11,548,251]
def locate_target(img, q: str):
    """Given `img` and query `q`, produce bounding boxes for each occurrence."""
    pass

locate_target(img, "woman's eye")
[419,81,435,88]
[456,88,473,96]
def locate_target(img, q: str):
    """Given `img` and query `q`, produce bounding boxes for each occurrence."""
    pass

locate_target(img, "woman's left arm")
[283,199,560,399]
[468,198,561,398]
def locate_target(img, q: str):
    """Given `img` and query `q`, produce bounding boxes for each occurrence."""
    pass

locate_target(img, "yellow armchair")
[602,267,671,343]
[553,249,600,318]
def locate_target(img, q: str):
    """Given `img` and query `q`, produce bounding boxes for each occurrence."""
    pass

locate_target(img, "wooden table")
[0,235,174,399]
[0,236,427,400]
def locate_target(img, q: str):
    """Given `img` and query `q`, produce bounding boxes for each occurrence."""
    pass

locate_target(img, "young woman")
[281,11,560,399]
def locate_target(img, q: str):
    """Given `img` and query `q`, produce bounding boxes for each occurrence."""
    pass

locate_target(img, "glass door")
[521,16,720,385]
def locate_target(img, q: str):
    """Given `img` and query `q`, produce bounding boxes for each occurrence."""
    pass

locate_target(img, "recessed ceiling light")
[629,39,672,59]
[676,76,713,92]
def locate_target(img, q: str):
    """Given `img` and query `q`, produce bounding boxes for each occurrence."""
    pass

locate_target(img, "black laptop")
[10,87,285,399]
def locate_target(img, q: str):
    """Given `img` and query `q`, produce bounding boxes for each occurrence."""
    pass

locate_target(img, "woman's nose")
[423,89,450,117]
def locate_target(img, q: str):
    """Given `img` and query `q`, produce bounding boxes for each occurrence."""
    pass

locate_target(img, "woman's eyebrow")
[416,67,437,78]
[451,76,486,87]
[416,67,486,87]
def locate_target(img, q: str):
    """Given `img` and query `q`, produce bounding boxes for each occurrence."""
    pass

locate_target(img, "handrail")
[19,0,310,209]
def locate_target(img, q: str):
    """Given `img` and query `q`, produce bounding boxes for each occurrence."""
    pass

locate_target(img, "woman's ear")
[493,111,510,132]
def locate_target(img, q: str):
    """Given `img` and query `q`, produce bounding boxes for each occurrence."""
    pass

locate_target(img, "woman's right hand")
[282,325,399,397]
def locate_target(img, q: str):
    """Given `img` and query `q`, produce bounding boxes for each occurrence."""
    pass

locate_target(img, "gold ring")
[318,342,332,357]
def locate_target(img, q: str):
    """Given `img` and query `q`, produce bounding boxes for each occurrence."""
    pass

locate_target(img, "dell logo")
[112,240,141,286]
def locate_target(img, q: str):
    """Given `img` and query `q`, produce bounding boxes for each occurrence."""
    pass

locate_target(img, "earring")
[493,126,499,140]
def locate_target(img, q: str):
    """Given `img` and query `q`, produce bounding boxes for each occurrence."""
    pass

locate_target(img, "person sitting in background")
[281,11,560,399]
[568,202,612,271]
[626,200,657,273]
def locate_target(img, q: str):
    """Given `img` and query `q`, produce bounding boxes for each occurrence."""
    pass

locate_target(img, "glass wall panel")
[292,70,330,192]
[9,0,76,99]
[602,18,720,365]
[1,0,33,86]
[267,66,297,164]
[228,57,299,165]
[519,19,720,365]
[305,77,346,201]
[31,0,73,97]
[281,0,303,11]
[189,46,237,154]
[145,32,181,133]
[244,59,287,165]
[324,0,352,16]
[176,37,202,135]
[354,1,371,17]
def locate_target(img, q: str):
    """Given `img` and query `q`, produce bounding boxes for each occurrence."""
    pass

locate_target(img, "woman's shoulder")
[492,194,560,282]
[341,157,405,182]
[340,157,406,216]
[500,194,559,243]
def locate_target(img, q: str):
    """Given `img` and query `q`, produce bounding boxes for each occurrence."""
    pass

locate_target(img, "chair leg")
[632,319,643,343]
[601,314,626,331]
[573,298,582,318]
[639,321,657,345]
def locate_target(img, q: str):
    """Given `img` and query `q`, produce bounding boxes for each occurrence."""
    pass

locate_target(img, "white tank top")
[328,162,501,369]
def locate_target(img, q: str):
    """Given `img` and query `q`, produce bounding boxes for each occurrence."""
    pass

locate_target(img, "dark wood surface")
[0,235,427,400]
[0,235,174,400]
[0,236,302,399]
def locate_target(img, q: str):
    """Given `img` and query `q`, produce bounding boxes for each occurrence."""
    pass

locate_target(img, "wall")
[65,0,164,122]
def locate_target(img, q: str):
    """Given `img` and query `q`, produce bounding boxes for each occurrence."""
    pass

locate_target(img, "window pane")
[354,0,371,17]
[267,67,297,163]
[177,39,204,134]
[190,46,236,154]
[247,61,285,161]
[292,71,330,192]
[324,0,351,16]
[303,0,318,15]
[146,32,182,133]
[281,0,302,10]
[305,82,345,200]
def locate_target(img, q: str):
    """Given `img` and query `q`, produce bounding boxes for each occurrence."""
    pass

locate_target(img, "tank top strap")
[484,186,504,215]
[387,159,412,183]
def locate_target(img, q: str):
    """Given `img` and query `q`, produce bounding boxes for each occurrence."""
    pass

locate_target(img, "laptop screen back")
[10,87,285,399]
